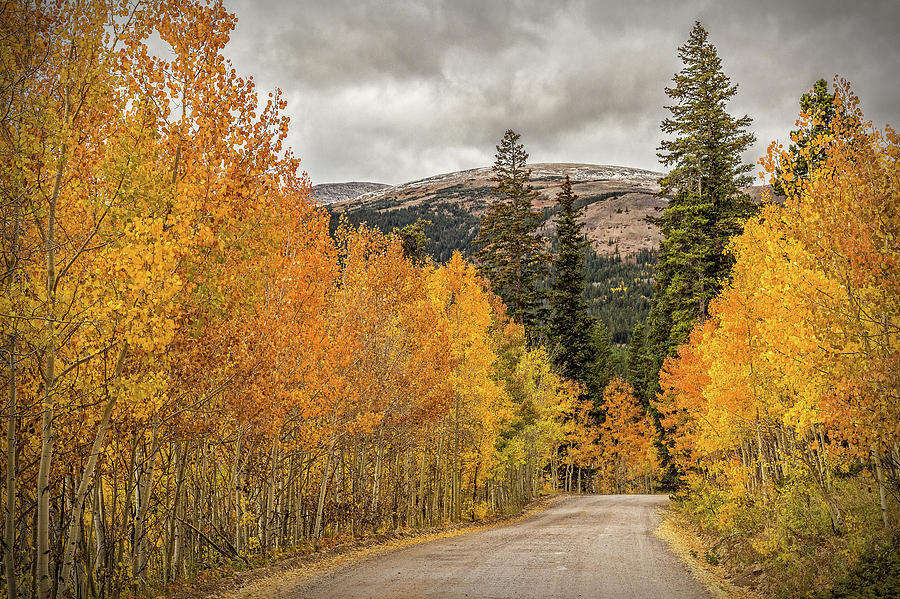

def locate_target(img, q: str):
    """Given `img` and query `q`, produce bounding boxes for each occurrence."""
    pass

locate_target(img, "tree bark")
[313,435,335,551]
[172,440,186,580]
[4,330,17,599]
[453,393,460,521]
[873,445,890,528]
[370,428,384,533]
[131,413,160,582]
[4,164,21,599]
[37,127,66,599]
[58,343,127,596]
[91,477,106,591]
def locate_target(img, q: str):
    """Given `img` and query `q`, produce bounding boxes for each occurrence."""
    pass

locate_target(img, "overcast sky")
[221,0,899,185]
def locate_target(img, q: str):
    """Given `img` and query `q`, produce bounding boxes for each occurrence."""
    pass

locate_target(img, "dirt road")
[289,494,711,598]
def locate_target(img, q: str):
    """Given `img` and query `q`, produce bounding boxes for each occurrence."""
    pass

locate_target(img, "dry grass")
[655,512,762,599]
[168,494,566,599]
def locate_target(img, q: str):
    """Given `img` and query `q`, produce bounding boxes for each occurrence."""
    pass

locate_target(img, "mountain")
[311,181,390,205]
[330,163,666,257]
[326,163,771,344]
[328,163,665,344]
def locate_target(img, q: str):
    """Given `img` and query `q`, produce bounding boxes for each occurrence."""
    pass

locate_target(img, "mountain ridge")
[311,181,390,205]
[329,162,667,257]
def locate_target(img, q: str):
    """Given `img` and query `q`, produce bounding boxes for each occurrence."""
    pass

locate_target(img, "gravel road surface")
[290,494,711,598]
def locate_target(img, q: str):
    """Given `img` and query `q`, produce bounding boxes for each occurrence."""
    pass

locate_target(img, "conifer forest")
[0,1,897,598]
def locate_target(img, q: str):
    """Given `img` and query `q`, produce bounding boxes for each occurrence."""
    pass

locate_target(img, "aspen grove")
[654,81,899,592]
[0,1,650,597]
[5,1,897,598]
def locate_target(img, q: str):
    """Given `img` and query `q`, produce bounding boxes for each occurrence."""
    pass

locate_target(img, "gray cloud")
[222,0,900,184]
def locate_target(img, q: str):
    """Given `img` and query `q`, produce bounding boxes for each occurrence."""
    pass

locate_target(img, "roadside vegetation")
[0,2,644,597]
[657,83,899,597]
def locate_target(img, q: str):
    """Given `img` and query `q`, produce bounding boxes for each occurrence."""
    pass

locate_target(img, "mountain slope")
[326,162,770,344]
[331,163,666,257]
[312,182,390,205]
[328,163,665,344]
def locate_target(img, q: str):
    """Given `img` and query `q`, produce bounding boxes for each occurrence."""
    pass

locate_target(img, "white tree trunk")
[58,343,127,596]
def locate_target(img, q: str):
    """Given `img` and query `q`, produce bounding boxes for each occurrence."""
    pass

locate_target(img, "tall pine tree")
[646,22,756,487]
[549,176,591,379]
[772,78,836,198]
[625,322,652,406]
[647,21,756,366]
[474,130,550,338]
[584,320,615,407]
[770,78,861,200]
[548,176,615,408]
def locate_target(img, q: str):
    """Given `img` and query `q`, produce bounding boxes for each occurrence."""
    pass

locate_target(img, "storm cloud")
[221,0,900,184]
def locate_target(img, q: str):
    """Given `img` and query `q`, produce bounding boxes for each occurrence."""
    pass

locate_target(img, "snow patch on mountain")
[311,182,390,205]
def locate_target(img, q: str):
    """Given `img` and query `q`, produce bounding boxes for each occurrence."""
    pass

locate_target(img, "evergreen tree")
[646,22,756,488]
[584,319,615,406]
[546,176,616,418]
[772,78,860,199]
[396,219,432,265]
[474,130,550,338]
[647,21,756,366]
[625,322,652,406]
[772,78,835,197]
[548,176,592,380]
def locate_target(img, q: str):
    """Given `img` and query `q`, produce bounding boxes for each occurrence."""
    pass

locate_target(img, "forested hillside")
[0,3,652,597]
[329,166,661,343]
[584,249,656,345]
